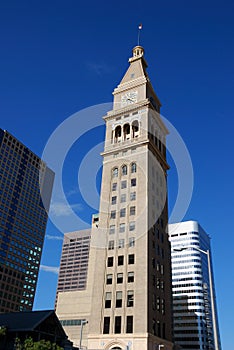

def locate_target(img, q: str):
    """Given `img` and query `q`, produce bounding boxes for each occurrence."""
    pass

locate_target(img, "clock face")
[121,91,138,107]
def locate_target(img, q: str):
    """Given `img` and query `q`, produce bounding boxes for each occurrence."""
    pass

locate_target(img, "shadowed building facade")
[0,129,54,312]
[56,46,173,350]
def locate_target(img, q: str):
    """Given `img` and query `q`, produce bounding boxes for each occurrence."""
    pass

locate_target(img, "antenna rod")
[138,23,142,46]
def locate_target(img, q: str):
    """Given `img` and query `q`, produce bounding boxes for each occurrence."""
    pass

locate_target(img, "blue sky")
[0,0,233,348]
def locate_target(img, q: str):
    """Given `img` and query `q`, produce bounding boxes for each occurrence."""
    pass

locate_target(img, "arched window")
[132,120,139,138]
[122,165,127,176]
[123,123,131,140]
[115,126,122,143]
[112,167,118,178]
[131,162,137,173]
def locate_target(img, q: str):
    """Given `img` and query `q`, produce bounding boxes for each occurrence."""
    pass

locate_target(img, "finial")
[138,23,142,46]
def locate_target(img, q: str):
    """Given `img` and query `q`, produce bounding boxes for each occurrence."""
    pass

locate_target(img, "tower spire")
[137,23,143,46]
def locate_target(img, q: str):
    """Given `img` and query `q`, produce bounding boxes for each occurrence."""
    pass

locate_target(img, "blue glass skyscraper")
[0,129,54,312]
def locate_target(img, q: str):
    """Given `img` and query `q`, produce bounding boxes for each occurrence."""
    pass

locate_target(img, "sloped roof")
[0,309,66,336]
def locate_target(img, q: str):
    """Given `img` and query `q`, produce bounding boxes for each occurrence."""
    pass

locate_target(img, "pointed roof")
[113,46,161,108]
[0,310,66,337]
[119,46,148,85]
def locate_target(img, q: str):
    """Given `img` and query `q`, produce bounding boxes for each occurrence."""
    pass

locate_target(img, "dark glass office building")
[0,129,54,312]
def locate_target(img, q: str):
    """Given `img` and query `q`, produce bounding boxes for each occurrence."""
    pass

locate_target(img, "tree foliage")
[14,337,63,350]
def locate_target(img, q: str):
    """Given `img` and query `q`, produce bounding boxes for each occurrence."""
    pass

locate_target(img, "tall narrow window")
[126,315,133,333]
[120,194,126,203]
[131,178,136,187]
[114,316,121,334]
[128,272,134,283]
[120,208,126,217]
[122,165,127,175]
[116,291,122,308]
[129,237,135,247]
[130,206,136,216]
[112,182,117,191]
[109,225,115,234]
[107,257,113,267]
[118,255,124,266]
[121,180,127,189]
[110,210,116,219]
[111,196,117,205]
[108,240,114,250]
[127,290,134,307]
[157,321,161,337]
[128,254,135,264]
[117,273,123,284]
[103,317,110,334]
[119,223,125,233]
[129,221,135,231]
[130,191,136,201]
[106,274,113,285]
[118,239,125,248]
[112,167,118,178]
[105,292,111,308]
[131,162,137,173]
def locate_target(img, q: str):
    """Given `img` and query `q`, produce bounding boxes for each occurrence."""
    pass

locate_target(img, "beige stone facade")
[56,46,173,350]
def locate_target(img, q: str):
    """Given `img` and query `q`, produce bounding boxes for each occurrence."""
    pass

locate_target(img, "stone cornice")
[113,76,149,95]
[103,99,150,121]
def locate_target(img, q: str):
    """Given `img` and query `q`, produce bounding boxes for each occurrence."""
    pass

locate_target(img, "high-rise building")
[0,129,54,313]
[169,221,222,350]
[56,46,173,350]
[56,229,91,296]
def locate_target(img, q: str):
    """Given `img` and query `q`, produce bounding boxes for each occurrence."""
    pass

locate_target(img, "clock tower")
[56,46,174,350]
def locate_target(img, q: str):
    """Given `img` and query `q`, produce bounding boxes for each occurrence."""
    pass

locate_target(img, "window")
[108,240,114,250]
[121,180,127,189]
[105,292,111,308]
[119,223,125,233]
[129,237,135,247]
[111,196,117,205]
[120,208,126,217]
[128,254,135,264]
[118,239,125,248]
[114,316,121,334]
[130,206,136,216]
[131,163,137,173]
[129,221,135,231]
[156,296,160,311]
[126,315,133,333]
[116,291,122,307]
[118,255,124,266]
[112,182,117,191]
[112,167,118,178]
[161,298,165,314]
[107,257,113,267]
[110,210,116,219]
[128,272,134,283]
[130,191,136,201]
[122,165,127,175]
[117,273,123,284]
[103,317,110,334]
[120,194,126,203]
[127,290,134,307]
[109,225,115,234]
[131,178,136,187]
[106,274,112,285]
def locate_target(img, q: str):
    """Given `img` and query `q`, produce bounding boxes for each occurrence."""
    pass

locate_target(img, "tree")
[0,326,6,337]
[14,337,63,350]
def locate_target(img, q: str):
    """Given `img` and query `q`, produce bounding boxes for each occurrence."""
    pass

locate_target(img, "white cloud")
[49,202,83,217]
[40,265,59,274]
[66,187,79,197]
